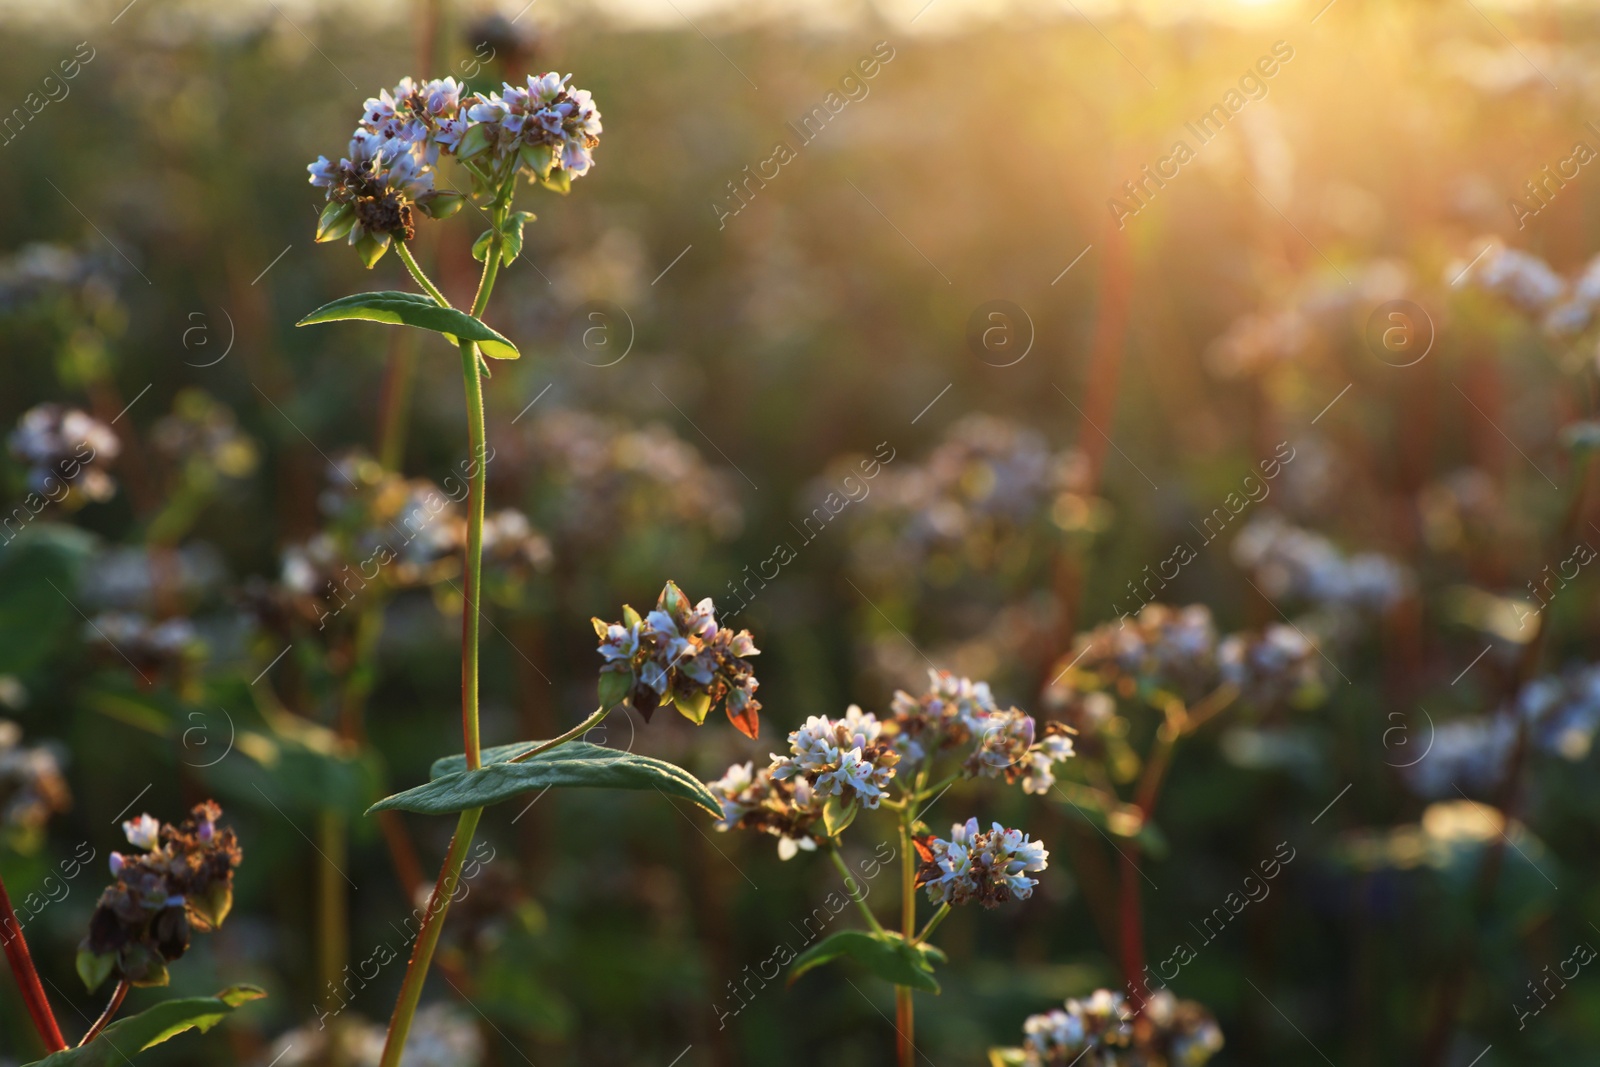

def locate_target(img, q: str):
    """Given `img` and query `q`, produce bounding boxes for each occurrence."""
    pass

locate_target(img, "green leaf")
[518,143,555,180]
[788,930,942,993]
[501,211,534,266]
[471,229,494,264]
[822,795,859,837]
[372,742,722,819]
[297,291,519,361]
[24,986,264,1066]
[76,949,114,994]
[355,231,390,268]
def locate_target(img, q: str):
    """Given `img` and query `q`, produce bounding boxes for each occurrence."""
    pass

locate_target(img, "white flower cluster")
[9,403,120,503]
[1217,623,1321,709]
[1017,989,1223,1066]
[307,72,600,263]
[886,669,1075,794]
[915,817,1048,908]
[769,706,899,809]
[1449,241,1566,314]
[595,581,761,737]
[1233,513,1410,613]
[0,719,70,834]
[966,707,1077,795]
[705,761,825,860]
[1405,662,1600,798]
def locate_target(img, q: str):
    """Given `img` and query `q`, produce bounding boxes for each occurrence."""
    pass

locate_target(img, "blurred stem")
[1423,452,1595,1064]
[376,332,418,472]
[379,224,505,1067]
[829,847,884,935]
[79,978,129,1047]
[317,810,348,1023]
[0,866,66,1052]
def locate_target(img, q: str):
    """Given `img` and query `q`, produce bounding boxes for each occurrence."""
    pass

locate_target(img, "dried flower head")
[594,581,761,737]
[9,403,119,505]
[706,760,826,859]
[914,817,1048,908]
[769,706,900,810]
[79,800,242,992]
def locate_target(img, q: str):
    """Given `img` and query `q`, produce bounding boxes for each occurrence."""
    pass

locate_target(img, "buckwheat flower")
[706,761,826,859]
[965,707,1063,790]
[593,581,761,737]
[122,814,160,851]
[85,612,202,684]
[1010,988,1222,1066]
[885,668,1007,760]
[914,817,1048,908]
[1217,624,1321,710]
[1233,514,1410,613]
[9,403,120,504]
[769,707,900,809]
[79,801,242,992]
[459,73,602,182]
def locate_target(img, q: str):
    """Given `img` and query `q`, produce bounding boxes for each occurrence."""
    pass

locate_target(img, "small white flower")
[123,813,160,851]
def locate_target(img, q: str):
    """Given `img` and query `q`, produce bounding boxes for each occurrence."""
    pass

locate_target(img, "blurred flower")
[257,1004,480,1067]
[9,403,120,504]
[1448,240,1565,313]
[847,415,1096,585]
[1009,988,1223,1066]
[512,408,742,547]
[914,817,1047,908]
[79,801,241,991]
[593,581,761,737]
[705,760,826,859]
[85,611,203,683]
[0,242,119,315]
[1217,624,1321,710]
[1233,513,1410,613]
[150,388,259,484]
[769,706,899,809]
[0,720,70,836]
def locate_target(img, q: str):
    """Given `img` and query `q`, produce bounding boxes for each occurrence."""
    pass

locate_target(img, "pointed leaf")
[788,930,941,993]
[822,795,859,837]
[371,742,722,818]
[25,986,265,1066]
[297,291,520,360]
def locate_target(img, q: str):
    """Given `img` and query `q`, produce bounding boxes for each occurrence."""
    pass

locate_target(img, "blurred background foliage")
[3,0,1600,1064]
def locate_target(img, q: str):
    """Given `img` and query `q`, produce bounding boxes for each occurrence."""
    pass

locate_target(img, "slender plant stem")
[379,226,504,1067]
[395,242,451,308]
[829,847,885,935]
[896,807,916,1067]
[912,903,950,946]
[79,978,130,1047]
[509,705,610,763]
[0,867,65,1052]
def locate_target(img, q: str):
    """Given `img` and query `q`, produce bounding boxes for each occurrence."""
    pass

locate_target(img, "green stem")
[508,705,610,763]
[378,226,505,1067]
[912,902,950,946]
[395,242,451,308]
[377,806,482,1067]
[829,847,886,935]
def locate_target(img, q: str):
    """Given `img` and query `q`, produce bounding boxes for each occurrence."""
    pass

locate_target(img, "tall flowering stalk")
[303,75,759,1066]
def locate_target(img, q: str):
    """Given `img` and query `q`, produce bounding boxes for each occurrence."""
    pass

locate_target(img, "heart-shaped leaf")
[370,741,722,818]
[788,930,943,993]
[297,291,520,360]
[24,986,265,1066]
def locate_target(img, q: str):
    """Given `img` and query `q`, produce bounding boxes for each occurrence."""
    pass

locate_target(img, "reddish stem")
[0,867,67,1052]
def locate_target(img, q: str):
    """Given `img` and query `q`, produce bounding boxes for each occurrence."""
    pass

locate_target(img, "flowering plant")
[706,670,1071,1066]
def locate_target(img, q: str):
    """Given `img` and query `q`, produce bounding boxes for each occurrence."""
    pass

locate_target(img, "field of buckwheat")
[1,1,1599,1065]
